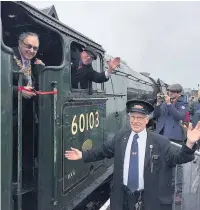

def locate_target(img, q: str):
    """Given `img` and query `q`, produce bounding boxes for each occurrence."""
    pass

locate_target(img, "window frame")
[69,41,105,94]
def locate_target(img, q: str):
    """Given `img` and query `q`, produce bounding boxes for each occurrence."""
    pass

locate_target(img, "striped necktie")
[127,133,139,192]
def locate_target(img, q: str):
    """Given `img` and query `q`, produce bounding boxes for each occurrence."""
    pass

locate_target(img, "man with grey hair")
[13,31,45,119]
[12,32,45,186]
[13,32,44,97]
[65,99,200,210]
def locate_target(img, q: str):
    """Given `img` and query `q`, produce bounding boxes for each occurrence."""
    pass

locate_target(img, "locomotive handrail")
[16,70,23,210]
[68,97,108,102]
[112,70,158,86]
[171,141,200,156]
[106,93,126,97]
[52,81,58,206]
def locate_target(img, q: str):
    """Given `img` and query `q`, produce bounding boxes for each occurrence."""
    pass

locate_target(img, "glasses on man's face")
[22,41,39,52]
[129,115,146,122]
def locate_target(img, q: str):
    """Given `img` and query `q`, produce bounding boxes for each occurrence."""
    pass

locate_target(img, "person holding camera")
[153,83,188,204]
[154,83,188,142]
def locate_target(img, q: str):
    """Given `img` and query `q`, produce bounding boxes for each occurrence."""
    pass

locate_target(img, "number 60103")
[71,111,99,135]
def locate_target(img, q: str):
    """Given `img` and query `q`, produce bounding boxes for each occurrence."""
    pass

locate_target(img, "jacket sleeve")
[88,67,109,83]
[167,102,188,121]
[153,105,161,118]
[164,139,196,167]
[82,137,115,163]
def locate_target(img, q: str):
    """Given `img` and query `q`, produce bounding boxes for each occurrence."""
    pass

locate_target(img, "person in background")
[190,96,200,121]
[153,83,188,204]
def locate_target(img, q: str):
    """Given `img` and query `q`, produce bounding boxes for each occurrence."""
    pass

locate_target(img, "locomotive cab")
[1,1,64,210]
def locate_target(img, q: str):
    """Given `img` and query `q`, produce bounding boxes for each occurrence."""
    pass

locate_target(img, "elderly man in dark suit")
[12,32,45,186]
[65,99,200,210]
[71,46,120,89]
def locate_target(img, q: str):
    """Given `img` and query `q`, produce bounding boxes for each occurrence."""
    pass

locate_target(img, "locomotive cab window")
[1,1,63,66]
[70,42,86,90]
[70,41,104,92]
[92,54,104,91]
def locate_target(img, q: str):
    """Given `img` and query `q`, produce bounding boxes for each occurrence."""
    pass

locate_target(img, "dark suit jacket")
[154,96,188,141]
[71,62,109,89]
[82,129,196,210]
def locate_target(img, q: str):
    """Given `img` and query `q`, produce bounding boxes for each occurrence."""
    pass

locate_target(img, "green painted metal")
[1,37,13,210]
[62,101,106,193]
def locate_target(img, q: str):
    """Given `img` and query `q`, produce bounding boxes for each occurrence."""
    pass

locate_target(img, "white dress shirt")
[105,69,111,78]
[123,129,147,190]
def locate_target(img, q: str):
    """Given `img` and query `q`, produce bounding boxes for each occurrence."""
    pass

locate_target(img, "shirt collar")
[79,59,83,66]
[131,128,147,139]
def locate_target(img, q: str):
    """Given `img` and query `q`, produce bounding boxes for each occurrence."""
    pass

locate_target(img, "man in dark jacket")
[154,84,188,142]
[65,99,200,210]
[12,32,45,186]
[153,83,188,203]
[71,46,120,89]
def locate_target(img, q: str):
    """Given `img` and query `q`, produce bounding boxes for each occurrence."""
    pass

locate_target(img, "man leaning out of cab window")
[71,46,120,89]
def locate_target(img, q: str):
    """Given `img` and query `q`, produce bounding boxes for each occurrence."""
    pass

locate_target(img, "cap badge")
[133,105,143,109]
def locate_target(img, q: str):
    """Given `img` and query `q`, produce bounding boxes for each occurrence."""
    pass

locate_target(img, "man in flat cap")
[154,83,189,202]
[71,46,120,89]
[65,99,200,210]
[154,83,188,142]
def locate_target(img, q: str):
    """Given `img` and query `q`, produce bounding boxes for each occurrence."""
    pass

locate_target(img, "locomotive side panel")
[1,37,14,210]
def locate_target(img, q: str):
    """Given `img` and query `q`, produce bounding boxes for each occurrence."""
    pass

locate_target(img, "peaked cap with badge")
[126,99,154,115]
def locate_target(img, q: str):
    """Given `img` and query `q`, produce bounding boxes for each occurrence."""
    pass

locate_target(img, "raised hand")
[34,58,45,66]
[164,95,171,104]
[156,93,164,105]
[107,57,120,73]
[186,121,200,148]
[65,147,82,160]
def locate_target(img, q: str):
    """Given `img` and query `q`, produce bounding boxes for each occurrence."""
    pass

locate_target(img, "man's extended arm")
[82,137,115,163]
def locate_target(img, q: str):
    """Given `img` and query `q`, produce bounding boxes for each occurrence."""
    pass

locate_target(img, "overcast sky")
[28,1,200,89]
